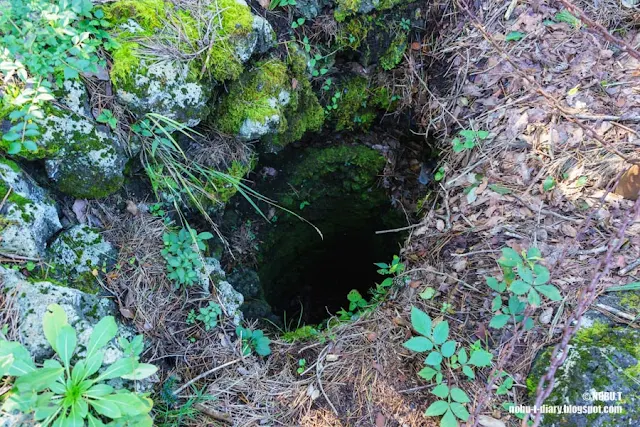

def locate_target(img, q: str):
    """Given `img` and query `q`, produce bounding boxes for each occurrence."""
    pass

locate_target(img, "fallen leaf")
[409,280,422,288]
[325,354,339,362]
[411,41,421,51]
[291,78,298,90]
[366,332,377,342]
[375,412,386,427]
[478,415,506,427]
[539,307,553,324]
[561,223,577,238]
[258,0,270,7]
[436,219,445,231]
[72,199,87,223]
[120,307,135,319]
[126,200,139,216]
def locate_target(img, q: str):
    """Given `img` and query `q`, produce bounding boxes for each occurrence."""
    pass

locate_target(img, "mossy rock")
[41,106,127,199]
[0,159,62,258]
[48,225,117,294]
[334,0,415,21]
[215,54,324,145]
[527,319,640,426]
[105,0,275,127]
[0,267,123,363]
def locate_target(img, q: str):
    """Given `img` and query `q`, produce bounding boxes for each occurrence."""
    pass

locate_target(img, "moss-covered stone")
[334,0,414,21]
[216,54,324,145]
[106,0,273,127]
[380,32,407,70]
[330,76,377,131]
[48,225,117,294]
[202,158,256,205]
[0,159,62,258]
[41,106,127,198]
[527,320,640,426]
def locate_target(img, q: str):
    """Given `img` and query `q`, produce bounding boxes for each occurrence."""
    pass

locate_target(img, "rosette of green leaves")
[0,304,156,426]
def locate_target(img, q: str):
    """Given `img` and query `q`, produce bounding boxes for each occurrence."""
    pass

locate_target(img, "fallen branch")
[173,358,241,396]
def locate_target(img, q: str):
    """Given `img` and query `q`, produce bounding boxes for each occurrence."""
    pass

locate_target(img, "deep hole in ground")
[223,135,424,325]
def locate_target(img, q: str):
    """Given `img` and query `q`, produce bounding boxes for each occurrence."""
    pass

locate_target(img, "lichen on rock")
[41,106,127,199]
[527,317,640,426]
[48,225,117,293]
[200,257,245,324]
[0,159,61,258]
[0,267,129,363]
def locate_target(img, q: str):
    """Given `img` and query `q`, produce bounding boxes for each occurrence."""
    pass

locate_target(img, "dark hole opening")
[257,197,405,324]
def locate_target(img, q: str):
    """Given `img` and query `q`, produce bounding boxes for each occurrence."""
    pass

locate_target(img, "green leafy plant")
[0,304,156,426]
[296,358,306,375]
[299,201,310,210]
[452,129,489,153]
[555,10,581,28]
[186,302,222,331]
[505,31,525,42]
[322,77,333,91]
[425,384,470,426]
[161,227,213,289]
[400,18,411,31]
[403,307,493,426]
[326,91,341,112]
[291,17,305,29]
[0,0,115,155]
[374,255,405,275]
[542,176,555,192]
[236,326,272,357]
[269,0,296,9]
[434,166,446,182]
[96,109,118,130]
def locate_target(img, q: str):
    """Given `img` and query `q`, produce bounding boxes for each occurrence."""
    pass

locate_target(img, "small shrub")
[161,227,213,289]
[0,304,156,425]
[186,302,222,331]
[452,129,489,153]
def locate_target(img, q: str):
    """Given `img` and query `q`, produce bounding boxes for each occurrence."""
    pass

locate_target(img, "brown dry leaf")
[453,259,467,272]
[126,200,139,216]
[409,280,422,288]
[411,41,421,51]
[561,223,577,238]
[375,412,386,427]
[478,415,506,427]
[258,0,270,7]
[120,307,135,319]
[291,78,298,90]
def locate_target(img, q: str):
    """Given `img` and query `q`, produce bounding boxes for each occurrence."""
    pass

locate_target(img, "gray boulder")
[0,159,61,258]
[294,0,332,18]
[235,15,276,61]
[41,106,127,199]
[114,59,212,128]
[48,224,117,292]
[201,257,244,324]
[0,267,129,363]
